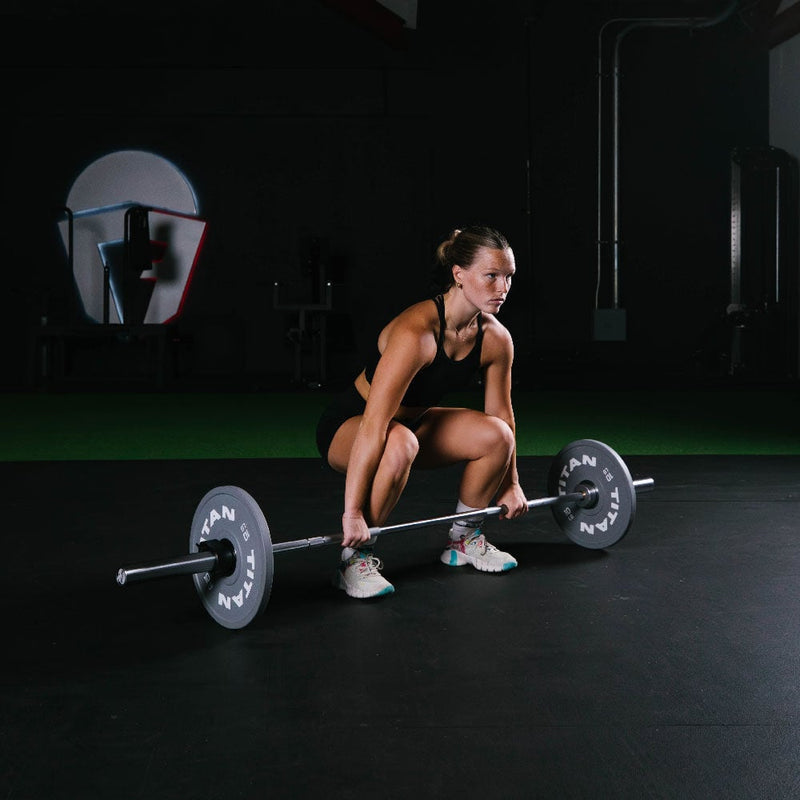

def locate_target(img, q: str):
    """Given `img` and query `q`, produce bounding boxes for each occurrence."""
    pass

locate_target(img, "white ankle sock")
[341,537,377,561]
[449,501,485,541]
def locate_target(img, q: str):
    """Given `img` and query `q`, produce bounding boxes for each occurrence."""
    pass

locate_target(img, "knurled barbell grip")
[273,487,592,554]
[272,478,654,554]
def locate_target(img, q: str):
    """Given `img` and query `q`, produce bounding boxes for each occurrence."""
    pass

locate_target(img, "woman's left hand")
[497,483,528,519]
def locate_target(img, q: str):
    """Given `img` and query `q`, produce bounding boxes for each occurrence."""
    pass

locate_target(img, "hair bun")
[439,229,461,259]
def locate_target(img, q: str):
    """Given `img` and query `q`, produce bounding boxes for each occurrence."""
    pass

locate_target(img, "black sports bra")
[363,295,484,407]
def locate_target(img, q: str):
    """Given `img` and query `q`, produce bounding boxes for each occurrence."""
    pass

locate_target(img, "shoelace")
[354,553,384,575]
[454,526,481,541]
[463,532,495,555]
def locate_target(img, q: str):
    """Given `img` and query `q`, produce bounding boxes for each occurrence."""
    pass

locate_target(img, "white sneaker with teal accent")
[334,549,395,599]
[440,530,518,572]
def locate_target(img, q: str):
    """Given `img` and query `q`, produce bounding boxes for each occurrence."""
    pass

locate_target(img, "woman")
[316,225,528,599]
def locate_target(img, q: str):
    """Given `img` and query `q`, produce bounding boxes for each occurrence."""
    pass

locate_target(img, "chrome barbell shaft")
[118,477,656,577]
[271,495,579,553]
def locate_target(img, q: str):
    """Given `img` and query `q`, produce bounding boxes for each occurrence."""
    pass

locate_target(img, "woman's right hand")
[341,511,373,549]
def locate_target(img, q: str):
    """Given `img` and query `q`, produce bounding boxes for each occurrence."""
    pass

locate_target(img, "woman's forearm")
[342,421,388,520]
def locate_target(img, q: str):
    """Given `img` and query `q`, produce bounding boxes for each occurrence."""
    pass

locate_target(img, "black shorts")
[315,384,367,461]
[315,384,427,463]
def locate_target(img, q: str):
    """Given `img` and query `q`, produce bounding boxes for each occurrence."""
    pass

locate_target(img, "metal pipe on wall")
[596,1,739,312]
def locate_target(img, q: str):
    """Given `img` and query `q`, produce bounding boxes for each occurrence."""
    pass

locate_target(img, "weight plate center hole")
[578,481,600,509]
[198,538,237,578]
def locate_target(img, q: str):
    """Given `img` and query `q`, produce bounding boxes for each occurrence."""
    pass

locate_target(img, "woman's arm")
[481,320,527,518]
[341,317,436,546]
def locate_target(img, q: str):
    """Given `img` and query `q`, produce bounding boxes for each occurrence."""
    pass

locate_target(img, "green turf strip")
[0,389,797,461]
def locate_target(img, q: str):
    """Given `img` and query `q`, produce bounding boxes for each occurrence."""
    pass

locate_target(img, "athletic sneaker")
[440,530,518,572]
[334,549,395,599]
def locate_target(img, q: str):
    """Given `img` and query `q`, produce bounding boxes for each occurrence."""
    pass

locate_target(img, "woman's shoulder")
[386,297,438,333]
[481,311,511,338]
[375,298,438,356]
[479,313,513,358]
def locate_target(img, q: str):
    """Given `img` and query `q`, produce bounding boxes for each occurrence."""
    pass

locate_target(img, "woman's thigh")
[328,407,510,472]
[327,416,419,474]
[326,415,363,473]
[413,407,512,469]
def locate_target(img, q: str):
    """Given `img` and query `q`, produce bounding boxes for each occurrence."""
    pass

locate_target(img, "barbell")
[116,439,654,629]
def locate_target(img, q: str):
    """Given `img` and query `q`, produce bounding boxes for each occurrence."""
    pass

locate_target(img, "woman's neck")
[442,288,479,337]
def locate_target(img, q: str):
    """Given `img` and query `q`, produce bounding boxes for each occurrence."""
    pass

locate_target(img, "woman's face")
[454,246,515,315]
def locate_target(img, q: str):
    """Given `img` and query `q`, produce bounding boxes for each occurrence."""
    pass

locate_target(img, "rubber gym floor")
[2,386,800,799]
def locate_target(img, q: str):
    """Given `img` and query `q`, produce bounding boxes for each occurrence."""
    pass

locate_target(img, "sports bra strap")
[433,295,446,349]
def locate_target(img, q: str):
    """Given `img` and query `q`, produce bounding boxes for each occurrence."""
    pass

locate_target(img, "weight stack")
[728,145,799,381]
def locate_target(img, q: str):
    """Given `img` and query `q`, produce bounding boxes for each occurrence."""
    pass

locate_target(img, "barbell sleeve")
[117,552,218,585]
[117,538,236,585]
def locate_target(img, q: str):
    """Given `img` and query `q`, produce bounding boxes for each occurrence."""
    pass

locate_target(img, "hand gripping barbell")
[116,439,654,629]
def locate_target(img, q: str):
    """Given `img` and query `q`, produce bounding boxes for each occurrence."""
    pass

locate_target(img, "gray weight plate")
[190,486,274,629]
[546,439,635,549]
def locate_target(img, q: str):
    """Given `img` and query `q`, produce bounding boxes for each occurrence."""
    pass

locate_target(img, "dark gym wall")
[527,1,768,376]
[1,1,771,390]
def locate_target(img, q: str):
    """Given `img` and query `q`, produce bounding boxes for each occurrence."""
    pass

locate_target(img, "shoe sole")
[333,571,395,599]
[440,549,517,572]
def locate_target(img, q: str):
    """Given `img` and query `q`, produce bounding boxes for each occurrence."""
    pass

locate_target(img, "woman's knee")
[480,415,515,459]
[382,422,420,475]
